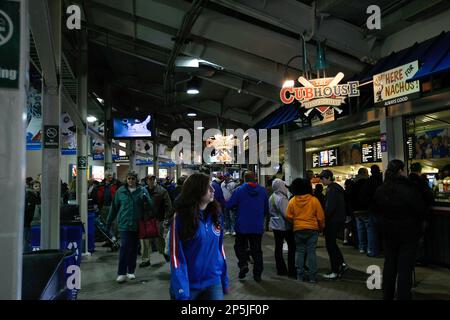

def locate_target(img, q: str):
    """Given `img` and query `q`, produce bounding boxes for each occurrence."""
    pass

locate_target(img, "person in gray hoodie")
[319,170,348,280]
[268,179,296,278]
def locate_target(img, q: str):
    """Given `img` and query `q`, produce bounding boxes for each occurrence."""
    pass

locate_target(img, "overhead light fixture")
[96,97,104,104]
[87,115,97,123]
[187,112,197,117]
[282,79,295,88]
[187,77,200,95]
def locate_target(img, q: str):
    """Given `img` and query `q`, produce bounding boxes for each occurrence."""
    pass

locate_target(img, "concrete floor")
[78,232,450,300]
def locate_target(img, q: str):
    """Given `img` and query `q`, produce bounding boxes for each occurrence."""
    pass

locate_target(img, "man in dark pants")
[319,170,348,280]
[225,171,269,282]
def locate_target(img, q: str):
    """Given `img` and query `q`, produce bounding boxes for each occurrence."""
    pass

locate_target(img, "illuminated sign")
[373,61,420,106]
[280,72,360,117]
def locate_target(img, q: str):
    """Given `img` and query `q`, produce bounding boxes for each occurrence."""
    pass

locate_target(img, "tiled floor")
[77,232,450,300]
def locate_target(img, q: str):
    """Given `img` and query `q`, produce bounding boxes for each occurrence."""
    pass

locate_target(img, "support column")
[0,0,28,299]
[129,141,136,173]
[76,30,88,254]
[41,0,61,250]
[153,119,159,177]
[380,115,406,171]
[284,134,305,184]
[104,85,113,175]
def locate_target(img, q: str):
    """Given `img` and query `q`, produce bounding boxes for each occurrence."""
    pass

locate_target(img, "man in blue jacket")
[225,171,269,282]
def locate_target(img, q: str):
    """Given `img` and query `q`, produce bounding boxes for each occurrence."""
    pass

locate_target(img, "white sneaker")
[126,273,136,280]
[231,232,236,236]
[323,272,339,280]
[116,275,126,283]
[225,231,231,235]
[359,249,365,254]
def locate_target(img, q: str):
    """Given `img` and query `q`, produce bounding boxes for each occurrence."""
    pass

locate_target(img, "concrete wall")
[26,150,42,181]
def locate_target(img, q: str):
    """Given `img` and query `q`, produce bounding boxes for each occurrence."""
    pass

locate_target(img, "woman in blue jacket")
[169,173,229,300]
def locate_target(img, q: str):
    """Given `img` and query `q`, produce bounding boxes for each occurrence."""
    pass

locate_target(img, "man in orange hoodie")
[286,178,325,283]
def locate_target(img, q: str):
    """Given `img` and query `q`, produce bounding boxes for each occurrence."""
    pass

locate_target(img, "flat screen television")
[112,114,152,139]
[313,148,338,167]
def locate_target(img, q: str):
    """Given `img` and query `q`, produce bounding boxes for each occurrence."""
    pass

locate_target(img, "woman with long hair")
[371,159,426,300]
[169,173,229,300]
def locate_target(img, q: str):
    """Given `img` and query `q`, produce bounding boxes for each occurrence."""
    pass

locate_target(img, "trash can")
[60,221,84,266]
[22,250,78,300]
[30,220,84,265]
[88,211,96,253]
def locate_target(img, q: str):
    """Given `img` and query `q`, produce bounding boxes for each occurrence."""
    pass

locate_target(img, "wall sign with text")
[373,61,420,106]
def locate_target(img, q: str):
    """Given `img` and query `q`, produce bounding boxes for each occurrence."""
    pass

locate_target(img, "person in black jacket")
[24,181,41,252]
[319,170,348,280]
[313,184,325,210]
[409,162,434,265]
[370,159,427,300]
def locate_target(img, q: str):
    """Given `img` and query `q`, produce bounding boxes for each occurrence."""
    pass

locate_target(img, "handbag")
[138,218,159,239]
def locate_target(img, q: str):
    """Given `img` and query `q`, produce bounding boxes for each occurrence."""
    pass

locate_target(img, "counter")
[425,206,450,267]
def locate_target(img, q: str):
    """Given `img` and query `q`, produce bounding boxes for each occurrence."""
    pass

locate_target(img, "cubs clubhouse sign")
[280,72,360,117]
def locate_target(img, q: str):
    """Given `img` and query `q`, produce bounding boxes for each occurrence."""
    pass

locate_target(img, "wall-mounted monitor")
[361,140,382,163]
[312,148,339,167]
[112,114,152,139]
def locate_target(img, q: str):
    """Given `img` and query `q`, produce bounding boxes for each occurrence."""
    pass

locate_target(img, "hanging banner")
[373,61,420,106]
[91,122,105,160]
[26,81,42,150]
[61,112,77,155]
[0,1,20,88]
[280,72,359,118]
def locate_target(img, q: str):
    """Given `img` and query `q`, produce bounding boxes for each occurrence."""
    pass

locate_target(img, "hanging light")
[187,112,197,117]
[187,77,200,95]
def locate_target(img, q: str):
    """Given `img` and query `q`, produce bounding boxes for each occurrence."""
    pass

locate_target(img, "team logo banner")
[280,72,359,117]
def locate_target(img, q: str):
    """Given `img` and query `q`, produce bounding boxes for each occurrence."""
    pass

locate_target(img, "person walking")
[286,178,325,283]
[107,172,153,283]
[371,160,427,300]
[268,178,296,278]
[169,173,229,300]
[24,181,41,252]
[319,170,348,280]
[352,168,372,255]
[97,173,119,245]
[140,175,173,266]
[225,171,268,282]
[221,173,237,235]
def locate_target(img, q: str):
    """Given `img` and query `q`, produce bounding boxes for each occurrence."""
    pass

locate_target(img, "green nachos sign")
[0,1,20,89]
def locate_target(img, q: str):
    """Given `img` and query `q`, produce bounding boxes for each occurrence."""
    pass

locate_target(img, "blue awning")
[256,104,299,129]
[359,31,450,83]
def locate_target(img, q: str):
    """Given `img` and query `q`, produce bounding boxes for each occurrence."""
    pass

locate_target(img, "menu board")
[361,141,382,163]
[406,135,415,160]
[313,148,338,167]
[312,153,320,168]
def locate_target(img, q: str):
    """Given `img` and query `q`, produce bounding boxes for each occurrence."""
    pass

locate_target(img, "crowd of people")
[23,158,434,300]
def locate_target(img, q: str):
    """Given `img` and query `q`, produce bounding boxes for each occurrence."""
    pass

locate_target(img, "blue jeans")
[356,215,376,255]
[118,231,138,275]
[171,282,224,300]
[224,208,235,233]
[294,230,318,281]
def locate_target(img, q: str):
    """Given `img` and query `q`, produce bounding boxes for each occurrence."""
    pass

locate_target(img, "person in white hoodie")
[221,173,237,235]
[269,179,296,278]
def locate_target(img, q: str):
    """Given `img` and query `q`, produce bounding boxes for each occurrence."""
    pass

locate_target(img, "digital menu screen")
[406,135,415,160]
[361,141,382,163]
[313,148,338,167]
[312,153,320,168]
